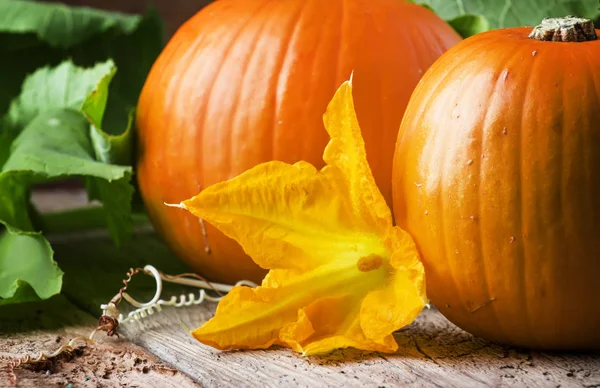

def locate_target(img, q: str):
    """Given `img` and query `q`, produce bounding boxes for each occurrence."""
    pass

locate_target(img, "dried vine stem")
[5,267,145,385]
[6,264,256,385]
[6,333,97,385]
[102,266,256,326]
[528,16,597,42]
[7,336,92,369]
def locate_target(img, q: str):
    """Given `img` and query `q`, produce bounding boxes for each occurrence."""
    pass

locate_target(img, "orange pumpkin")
[136,0,460,283]
[392,16,600,350]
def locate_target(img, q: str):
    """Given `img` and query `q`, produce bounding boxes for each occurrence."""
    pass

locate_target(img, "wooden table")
[2,190,599,387]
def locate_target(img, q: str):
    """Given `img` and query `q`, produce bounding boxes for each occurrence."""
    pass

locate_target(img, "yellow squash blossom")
[173,79,427,356]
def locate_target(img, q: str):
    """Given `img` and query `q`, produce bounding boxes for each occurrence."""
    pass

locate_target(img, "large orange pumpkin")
[136,0,460,283]
[392,16,600,350]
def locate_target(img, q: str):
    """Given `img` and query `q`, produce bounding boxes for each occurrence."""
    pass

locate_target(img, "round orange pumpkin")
[136,0,461,284]
[392,17,600,350]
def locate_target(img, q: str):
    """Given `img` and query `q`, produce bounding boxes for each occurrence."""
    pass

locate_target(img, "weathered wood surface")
[117,302,600,388]
[0,296,199,387]
[1,190,199,387]
[4,188,600,387]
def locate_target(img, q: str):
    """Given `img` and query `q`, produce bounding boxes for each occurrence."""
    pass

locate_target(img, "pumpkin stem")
[529,16,597,42]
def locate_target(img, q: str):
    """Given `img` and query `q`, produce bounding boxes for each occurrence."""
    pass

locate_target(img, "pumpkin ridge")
[515,45,539,347]
[433,36,505,332]
[446,39,515,340]
[228,2,278,180]
[364,0,388,181]
[475,45,525,344]
[301,8,330,160]
[562,47,593,328]
[557,49,568,338]
[419,9,457,64]
[582,46,600,229]
[190,0,275,279]
[436,73,469,331]
[198,0,273,184]
[359,0,396,193]
[184,21,229,193]
[270,0,311,162]
[334,0,347,86]
[175,4,259,196]
[393,37,485,315]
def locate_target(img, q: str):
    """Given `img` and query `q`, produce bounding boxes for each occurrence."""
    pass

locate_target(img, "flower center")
[356,254,383,272]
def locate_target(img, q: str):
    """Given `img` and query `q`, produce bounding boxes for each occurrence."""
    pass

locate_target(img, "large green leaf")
[2,58,136,233]
[0,109,133,305]
[4,59,115,134]
[413,0,600,37]
[0,0,140,48]
[82,65,134,166]
[0,59,139,305]
[0,1,164,307]
[0,0,164,121]
[0,232,62,306]
[0,109,133,236]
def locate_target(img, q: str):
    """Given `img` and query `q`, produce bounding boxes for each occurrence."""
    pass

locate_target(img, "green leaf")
[82,65,133,166]
[0,109,133,240]
[0,56,142,307]
[0,1,164,307]
[1,58,136,242]
[0,0,140,49]
[4,55,135,168]
[0,105,134,305]
[0,0,164,121]
[0,108,134,305]
[448,14,491,38]
[414,0,600,37]
[4,59,115,134]
[0,231,62,306]
[0,130,12,173]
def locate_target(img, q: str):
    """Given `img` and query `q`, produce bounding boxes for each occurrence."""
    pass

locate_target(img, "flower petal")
[181,160,385,272]
[280,295,398,356]
[182,78,427,355]
[322,80,392,234]
[360,227,428,346]
[192,257,388,352]
[191,285,289,350]
[180,80,391,272]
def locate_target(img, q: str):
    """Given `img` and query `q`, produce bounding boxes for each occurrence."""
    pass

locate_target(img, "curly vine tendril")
[6,265,256,385]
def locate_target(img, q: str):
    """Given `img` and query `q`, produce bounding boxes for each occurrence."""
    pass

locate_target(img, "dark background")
[41,1,600,37]
[41,0,213,37]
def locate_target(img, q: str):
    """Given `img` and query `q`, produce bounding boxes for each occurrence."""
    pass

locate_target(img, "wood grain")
[0,296,199,387]
[116,301,600,388]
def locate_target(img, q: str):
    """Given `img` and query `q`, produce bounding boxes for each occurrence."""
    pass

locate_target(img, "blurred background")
[41,0,212,36]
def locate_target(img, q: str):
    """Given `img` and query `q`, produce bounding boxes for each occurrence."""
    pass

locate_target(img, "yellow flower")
[175,79,427,356]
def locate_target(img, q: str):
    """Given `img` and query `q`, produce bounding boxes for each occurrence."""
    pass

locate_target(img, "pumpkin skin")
[136,0,461,284]
[392,27,600,350]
